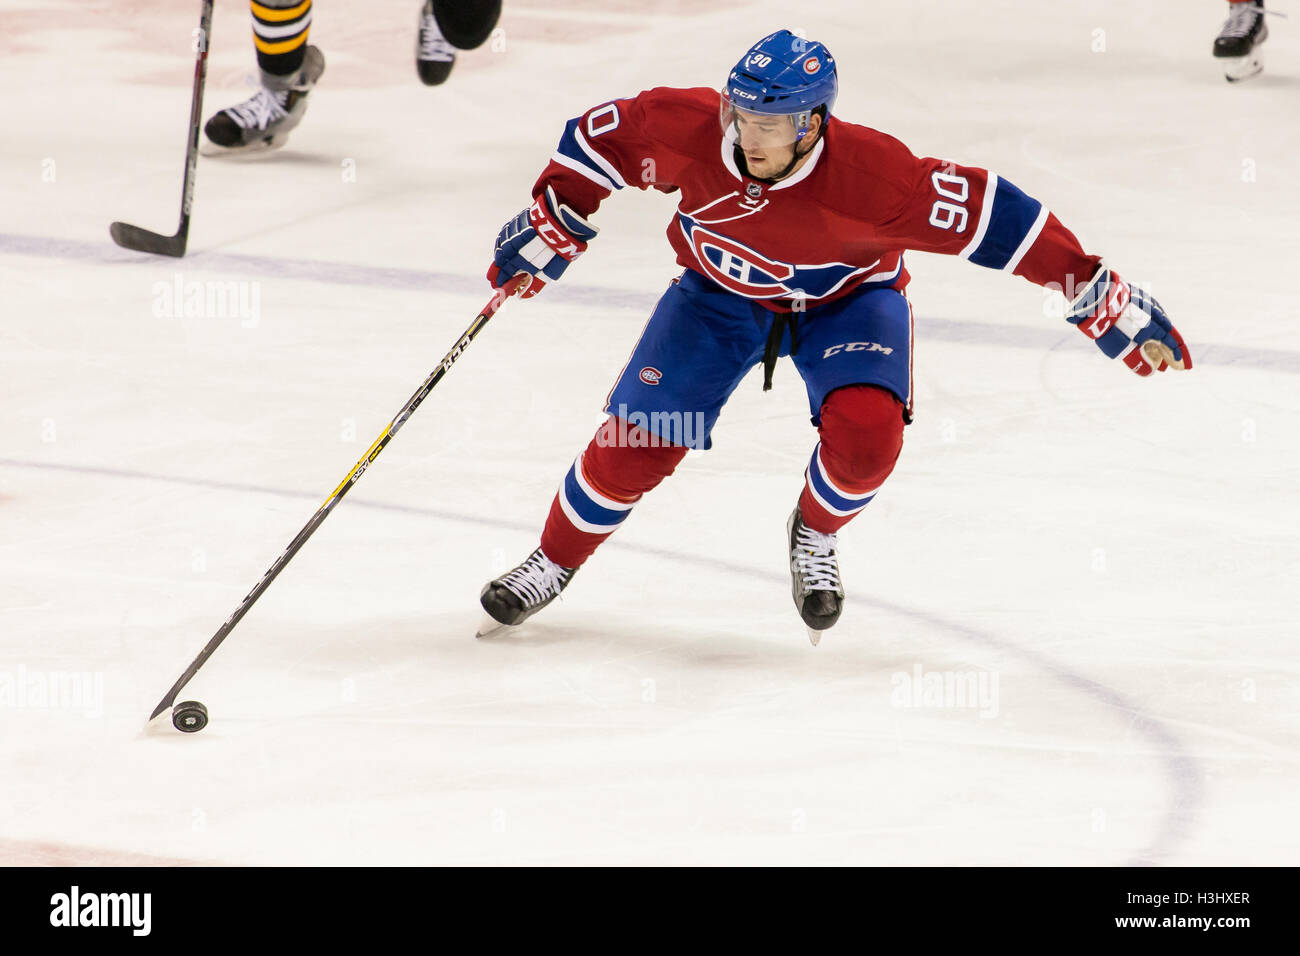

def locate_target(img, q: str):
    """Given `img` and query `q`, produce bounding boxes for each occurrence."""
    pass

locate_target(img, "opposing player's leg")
[417,0,502,86]
[786,286,912,640]
[416,1,456,86]
[478,273,767,635]
[204,1,325,151]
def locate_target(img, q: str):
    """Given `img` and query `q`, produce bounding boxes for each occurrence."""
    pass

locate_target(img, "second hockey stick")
[148,279,523,723]
[110,0,213,257]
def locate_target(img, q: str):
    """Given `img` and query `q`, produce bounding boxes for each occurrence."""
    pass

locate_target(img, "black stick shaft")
[109,0,212,256]
[177,0,214,238]
[148,285,515,721]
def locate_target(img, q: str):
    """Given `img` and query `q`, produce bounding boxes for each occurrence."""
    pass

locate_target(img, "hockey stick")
[147,279,523,723]
[110,0,214,257]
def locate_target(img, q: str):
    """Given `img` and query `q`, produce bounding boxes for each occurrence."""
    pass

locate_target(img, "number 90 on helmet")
[720,29,838,148]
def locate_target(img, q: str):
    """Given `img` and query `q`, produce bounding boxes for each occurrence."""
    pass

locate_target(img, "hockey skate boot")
[204,45,326,150]
[788,507,845,645]
[476,548,577,637]
[417,1,456,86]
[1213,0,1268,82]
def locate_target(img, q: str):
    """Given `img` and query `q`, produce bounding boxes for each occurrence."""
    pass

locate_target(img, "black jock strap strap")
[761,310,802,391]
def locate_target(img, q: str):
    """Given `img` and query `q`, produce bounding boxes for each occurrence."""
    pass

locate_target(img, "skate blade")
[199,134,291,158]
[475,612,512,639]
[807,627,822,647]
[1223,53,1264,82]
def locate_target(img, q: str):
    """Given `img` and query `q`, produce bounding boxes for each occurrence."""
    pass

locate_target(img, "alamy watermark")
[152,274,260,327]
[1041,272,1158,321]
[596,405,707,448]
[0,666,104,717]
[890,663,999,718]
[50,886,150,936]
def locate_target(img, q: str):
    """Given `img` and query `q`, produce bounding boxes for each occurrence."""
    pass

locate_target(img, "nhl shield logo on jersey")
[746,182,762,199]
[639,366,662,385]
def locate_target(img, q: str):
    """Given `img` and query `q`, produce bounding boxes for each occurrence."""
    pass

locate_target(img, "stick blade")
[148,695,176,722]
[110,221,187,258]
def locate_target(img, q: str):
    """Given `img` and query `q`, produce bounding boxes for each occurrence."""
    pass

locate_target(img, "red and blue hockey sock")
[539,420,687,569]
[798,385,905,534]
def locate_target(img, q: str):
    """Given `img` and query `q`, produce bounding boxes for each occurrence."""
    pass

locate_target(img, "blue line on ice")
[0,230,1291,373]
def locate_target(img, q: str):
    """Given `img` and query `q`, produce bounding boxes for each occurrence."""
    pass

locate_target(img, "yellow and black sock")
[250,0,312,78]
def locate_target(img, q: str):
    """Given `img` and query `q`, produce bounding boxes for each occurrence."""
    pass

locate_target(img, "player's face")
[731,109,798,175]
[731,109,822,180]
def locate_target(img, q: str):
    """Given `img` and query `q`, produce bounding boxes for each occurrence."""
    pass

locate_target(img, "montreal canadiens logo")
[678,213,873,301]
[682,219,794,297]
[803,58,821,74]
[639,366,662,385]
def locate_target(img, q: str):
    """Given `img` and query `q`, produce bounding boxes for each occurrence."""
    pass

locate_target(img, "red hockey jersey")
[534,86,1100,312]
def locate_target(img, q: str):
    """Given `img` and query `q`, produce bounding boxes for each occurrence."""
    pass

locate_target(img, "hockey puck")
[172,700,209,733]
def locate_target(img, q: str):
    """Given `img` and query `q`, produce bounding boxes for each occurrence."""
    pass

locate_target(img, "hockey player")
[1212,0,1271,82]
[203,0,502,151]
[476,30,1191,643]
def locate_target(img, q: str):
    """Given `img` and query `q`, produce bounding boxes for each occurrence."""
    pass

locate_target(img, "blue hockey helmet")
[721,30,838,145]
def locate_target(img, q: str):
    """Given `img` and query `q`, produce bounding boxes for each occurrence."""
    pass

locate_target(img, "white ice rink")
[2,0,1297,866]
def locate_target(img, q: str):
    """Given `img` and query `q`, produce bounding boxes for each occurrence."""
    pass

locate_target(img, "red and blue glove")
[1065,267,1191,376]
[487,185,598,299]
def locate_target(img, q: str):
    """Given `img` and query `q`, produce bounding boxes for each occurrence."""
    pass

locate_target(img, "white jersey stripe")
[1004,205,1050,274]
[959,172,998,260]
[551,151,616,193]
[574,127,628,190]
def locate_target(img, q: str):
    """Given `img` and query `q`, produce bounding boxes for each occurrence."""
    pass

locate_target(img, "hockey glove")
[1065,267,1191,376]
[487,184,598,299]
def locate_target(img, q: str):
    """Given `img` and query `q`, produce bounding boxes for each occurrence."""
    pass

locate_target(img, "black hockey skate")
[787,507,845,645]
[1213,0,1268,82]
[417,1,456,86]
[204,45,326,151]
[476,548,577,637]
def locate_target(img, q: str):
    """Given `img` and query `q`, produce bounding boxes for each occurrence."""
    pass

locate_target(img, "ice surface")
[1,0,1297,865]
